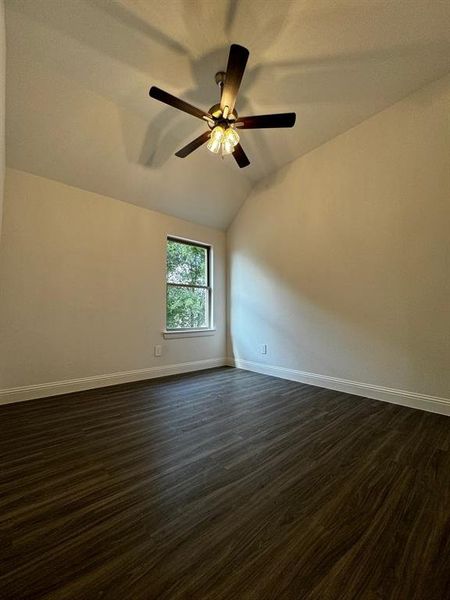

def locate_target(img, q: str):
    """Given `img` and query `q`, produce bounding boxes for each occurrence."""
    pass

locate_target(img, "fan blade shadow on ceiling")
[138,110,203,169]
[247,40,450,104]
[7,0,190,86]
[117,101,202,169]
[92,0,190,56]
[224,0,239,35]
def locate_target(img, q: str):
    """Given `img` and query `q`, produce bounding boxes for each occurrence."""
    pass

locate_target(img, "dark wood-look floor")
[0,368,449,599]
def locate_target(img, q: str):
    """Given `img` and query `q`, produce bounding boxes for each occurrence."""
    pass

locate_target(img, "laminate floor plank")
[0,367,448,599]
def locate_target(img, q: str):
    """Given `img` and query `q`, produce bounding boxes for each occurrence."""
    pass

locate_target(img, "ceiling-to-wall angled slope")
[5,0,450,229]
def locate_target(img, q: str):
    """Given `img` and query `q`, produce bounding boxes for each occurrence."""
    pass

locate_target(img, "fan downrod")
[209,72,238,125]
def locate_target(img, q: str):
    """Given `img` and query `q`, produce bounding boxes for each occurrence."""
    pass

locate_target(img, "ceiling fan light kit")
[207,124,240,155]
[149,44,296,168]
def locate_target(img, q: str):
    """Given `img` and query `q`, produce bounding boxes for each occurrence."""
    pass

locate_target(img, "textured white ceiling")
[5,0,450,229]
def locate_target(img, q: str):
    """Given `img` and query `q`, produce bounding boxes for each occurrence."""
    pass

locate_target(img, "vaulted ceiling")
[5,0,450,229]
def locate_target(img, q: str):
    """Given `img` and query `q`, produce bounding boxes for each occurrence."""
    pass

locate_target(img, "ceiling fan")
[149,44,296,168]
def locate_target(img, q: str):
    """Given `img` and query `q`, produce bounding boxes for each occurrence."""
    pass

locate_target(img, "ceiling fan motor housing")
[207,103,238,126]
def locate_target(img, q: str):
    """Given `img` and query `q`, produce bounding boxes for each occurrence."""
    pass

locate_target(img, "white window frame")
[163,236,215,339]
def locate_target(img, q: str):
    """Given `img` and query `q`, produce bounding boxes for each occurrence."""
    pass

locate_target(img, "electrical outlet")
[260,344,268,355]
[154,345,162,357]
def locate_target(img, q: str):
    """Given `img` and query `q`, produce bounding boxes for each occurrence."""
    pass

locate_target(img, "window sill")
[162,329,216,339]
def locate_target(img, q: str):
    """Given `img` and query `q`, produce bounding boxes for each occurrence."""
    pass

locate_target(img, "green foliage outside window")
[166,239,210,329]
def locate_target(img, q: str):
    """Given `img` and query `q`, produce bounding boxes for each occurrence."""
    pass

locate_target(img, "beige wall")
[228,74,450,400]
[0,169,226,391]
[0,0,5,239]
[1,74,449,407]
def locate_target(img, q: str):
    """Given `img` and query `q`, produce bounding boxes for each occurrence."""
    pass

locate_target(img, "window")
[166,237,212,331]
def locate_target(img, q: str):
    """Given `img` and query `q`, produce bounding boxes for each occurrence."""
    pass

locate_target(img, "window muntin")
[166,237,211,330]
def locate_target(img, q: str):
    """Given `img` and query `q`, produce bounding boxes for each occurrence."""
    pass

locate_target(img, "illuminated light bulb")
[207,137,222,154]
[211,125,225,141]
[224,126,240,147]
[222,138,235,155]
[207,125,225,154]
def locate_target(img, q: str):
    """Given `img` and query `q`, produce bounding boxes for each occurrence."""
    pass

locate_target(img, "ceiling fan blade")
[220,44,249,115]
[233,143,250,168]
[149,86,212,121]
[236,113,296,129]
[175,131,211,158]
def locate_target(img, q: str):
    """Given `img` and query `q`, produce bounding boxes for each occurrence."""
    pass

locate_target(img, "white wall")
[228,74,450,411]
[0,0,5,239]
[0,169,226,400]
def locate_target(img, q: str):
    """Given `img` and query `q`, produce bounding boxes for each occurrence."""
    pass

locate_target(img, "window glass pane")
[167,240,207,286]
[167,285,208,329]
